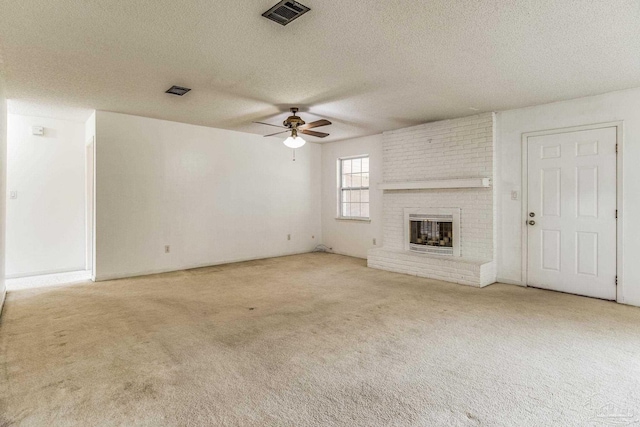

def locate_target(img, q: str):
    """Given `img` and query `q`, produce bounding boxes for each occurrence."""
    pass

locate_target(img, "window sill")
[335,217,371,223]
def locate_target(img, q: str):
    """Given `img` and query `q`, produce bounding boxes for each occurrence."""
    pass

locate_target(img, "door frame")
[520,121,624,303]
[86,137,96,281]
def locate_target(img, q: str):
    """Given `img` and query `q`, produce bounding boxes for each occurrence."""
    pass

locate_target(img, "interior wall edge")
[0,73,7,314]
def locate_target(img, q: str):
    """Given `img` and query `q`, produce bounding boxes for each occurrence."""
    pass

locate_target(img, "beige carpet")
[1,253,639,426]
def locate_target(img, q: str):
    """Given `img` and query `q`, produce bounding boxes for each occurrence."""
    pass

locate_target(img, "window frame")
[337,154,370,220]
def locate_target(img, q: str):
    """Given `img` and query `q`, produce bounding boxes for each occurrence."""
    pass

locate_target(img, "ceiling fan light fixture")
[255,107,331,141]
[283,135,306,148]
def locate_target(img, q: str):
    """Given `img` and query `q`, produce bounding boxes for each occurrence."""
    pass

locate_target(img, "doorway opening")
[4,101,96,290]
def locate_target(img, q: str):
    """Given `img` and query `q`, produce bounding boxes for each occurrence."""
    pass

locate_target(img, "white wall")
[6,114,86,277]
[496,87,640,306]
[0,76,7,312]
[320,134,383,259]
[94,111,321,280]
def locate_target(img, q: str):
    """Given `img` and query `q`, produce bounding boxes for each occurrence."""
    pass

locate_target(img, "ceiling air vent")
[262,1,310,26]
[165,85,191,96]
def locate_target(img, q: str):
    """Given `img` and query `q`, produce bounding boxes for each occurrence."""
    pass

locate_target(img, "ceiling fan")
[253,108,332,148]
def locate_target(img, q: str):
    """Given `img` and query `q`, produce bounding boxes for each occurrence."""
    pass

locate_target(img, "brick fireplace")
[367,113,497,287]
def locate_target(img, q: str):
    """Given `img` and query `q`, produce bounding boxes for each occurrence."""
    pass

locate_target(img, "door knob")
[529,212,535,218]
[528,220,536,226]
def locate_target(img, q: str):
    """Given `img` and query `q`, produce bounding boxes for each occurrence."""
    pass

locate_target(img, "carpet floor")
[1,253,640,426]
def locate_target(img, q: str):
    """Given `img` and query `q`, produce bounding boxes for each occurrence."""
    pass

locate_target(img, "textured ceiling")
[1,0,639,142]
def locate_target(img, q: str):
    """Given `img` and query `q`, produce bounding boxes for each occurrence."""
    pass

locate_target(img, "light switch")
[9,191,17,199]
[511,190,519,201]
[31,126,44,136]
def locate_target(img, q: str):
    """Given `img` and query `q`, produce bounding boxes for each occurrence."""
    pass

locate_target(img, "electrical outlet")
[165,245,170,253]
[287,234,291,241]
[373,238,377,245]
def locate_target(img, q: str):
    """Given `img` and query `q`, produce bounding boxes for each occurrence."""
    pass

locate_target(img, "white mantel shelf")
[378,178,491,190]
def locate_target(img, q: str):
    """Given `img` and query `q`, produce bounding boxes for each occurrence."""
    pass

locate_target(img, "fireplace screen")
[409,217,454,255]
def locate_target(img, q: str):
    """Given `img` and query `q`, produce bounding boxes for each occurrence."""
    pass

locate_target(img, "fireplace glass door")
[409,219,454,255]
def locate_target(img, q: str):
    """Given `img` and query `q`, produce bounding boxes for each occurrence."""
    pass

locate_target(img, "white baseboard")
[6,265,87,280]
[324,248,367,260]
[94,250,317,282]
[6,270,93,291]
[497,277,525,286]
[0,287,6,317]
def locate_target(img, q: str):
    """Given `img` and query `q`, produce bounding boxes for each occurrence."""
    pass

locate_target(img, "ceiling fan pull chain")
[293,149,296,162]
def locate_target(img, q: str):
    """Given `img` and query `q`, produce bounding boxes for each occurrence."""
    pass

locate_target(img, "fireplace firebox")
[410,217,453,254]
[404,208,461,256]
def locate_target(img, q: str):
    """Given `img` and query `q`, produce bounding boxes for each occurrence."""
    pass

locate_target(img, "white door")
[527,127,617,300]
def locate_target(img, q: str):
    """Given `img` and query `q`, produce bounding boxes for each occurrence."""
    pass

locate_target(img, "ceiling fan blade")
[253,121,287,129]
[301,129,330,138]
[264,130,290,137]
[299,119,331,130]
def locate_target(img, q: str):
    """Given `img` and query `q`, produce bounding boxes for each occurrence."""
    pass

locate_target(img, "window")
[339,155,369,219]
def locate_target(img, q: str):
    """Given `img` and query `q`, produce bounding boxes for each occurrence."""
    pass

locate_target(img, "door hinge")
[616,209,618,219]
[615,276,618,286]
[616,143,618,153]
